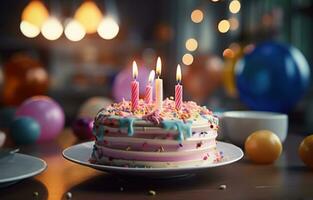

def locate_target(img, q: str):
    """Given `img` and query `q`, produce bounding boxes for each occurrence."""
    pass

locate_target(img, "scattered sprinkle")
[219,185,227,190]
[160,146,165,152]
[66,192,72,199]
[33,192,39,197]
[142,142,148,148]
[148,190,156,196]
[196,142,203,148]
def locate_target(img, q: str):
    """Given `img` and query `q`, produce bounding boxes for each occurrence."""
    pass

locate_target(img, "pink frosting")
[96,139,216,152]
[142,109,162,124]
[97,146,215,162]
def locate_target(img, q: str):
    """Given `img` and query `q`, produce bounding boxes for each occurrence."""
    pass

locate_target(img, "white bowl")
[220,111,288,146]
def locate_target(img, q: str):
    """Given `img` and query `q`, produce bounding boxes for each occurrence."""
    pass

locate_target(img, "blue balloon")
[236,42,310,112]
[10,117,40,144]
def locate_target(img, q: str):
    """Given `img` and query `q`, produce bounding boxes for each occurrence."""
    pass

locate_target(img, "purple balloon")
[16,96,65,142]
[112,65,150,102]
[72,117,94,140]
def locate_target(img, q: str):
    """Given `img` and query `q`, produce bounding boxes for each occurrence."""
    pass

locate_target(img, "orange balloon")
[2,54,49,105]
[245,130,282,164]
[299,135,313,169]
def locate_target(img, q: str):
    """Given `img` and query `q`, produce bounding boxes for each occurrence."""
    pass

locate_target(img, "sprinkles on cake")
[97,98,214,124]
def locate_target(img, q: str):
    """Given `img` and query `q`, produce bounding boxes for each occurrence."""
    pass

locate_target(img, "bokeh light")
[182,53,194,65]
[223,48,235,59]
[218,20,230,33]
[229,42,241,53]
[26,68,48,83]
[191,9,204,23]
[211,0,219,2]
[229,17,239,31]
[21,0,49,28]
[244,44,256,54]
[229,0,241,14]
[185,38,198,52]
[41,17,63,40]
[97,16,119,40]
[74,1,102,34]
[20,20,40,38]
[64,19,86,42]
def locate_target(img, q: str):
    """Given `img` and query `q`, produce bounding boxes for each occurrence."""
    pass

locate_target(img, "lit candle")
[144,70,155,104]
[155,57,163,110]
[131,61,139,111]
[175,64,183,110]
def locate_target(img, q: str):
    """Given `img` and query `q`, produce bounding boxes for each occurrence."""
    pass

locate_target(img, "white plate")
[0,153,47,187]
[63,141,243,178]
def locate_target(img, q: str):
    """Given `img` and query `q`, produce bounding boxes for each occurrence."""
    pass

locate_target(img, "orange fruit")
[245,130,282,164]
[298,135,313,169]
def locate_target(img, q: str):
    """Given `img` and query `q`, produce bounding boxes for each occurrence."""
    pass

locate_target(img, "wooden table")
[1,129,313,200]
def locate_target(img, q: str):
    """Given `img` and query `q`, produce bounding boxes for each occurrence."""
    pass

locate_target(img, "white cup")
[220,111,288,146]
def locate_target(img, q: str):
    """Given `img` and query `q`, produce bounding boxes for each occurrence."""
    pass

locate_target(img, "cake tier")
[91,123,221,168]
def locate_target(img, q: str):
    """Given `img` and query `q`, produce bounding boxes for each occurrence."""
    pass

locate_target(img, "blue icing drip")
[96,125,105,141]
[119,117,137,136]
[202,115,208,120]
[162,120,193,141]
[92,125,97,136]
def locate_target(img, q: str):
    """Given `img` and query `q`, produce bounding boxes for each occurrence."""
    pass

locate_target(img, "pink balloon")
[112,66,150,102]
[16,96,65,142]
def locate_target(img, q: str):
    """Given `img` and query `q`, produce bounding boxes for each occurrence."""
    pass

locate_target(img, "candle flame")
[132,61,138,79]
[156,57,162,77]
[148,70,155,83]
[176,64,182,83]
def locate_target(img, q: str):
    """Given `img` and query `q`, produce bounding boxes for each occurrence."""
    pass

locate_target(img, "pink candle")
[144,70,155,104]
[144,85,152,104]
[131,61,139,111]
[175,64,183,110]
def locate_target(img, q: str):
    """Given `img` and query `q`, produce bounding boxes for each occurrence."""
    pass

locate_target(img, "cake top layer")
[94,98,218,141]
[97,98,214,123]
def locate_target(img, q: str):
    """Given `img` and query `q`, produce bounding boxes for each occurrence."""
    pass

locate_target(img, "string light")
[185,38,198,52]
[22,0,49,28]
[41,17,63,40]
[218,20,230,33]
[74,1,102,34]
[229,0,241,14]
[191,9,203,23]
[182,53,194,65]
[64,19,86,42]
[20,20,40,38]
[97,16,119,40]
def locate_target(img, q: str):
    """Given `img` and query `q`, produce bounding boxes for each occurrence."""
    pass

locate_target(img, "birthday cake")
[90,98,222,168]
